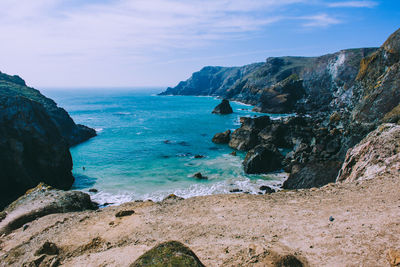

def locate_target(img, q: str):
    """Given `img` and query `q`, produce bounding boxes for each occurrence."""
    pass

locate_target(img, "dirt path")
[1,174,399,266]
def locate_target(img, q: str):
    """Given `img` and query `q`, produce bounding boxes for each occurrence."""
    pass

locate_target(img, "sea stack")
[212,99,233,114]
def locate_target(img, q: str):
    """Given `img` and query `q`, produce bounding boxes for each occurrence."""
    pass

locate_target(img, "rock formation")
[0,96,74,209]
[0,71,96,146]
[212,99,233,114]
[0,183,97,235]
[0,71,97,209]
[161,48,377,114]
[212,129,231,144]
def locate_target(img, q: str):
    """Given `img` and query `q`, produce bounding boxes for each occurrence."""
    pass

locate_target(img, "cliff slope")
[0,72,97,208]
[0,72,96,146]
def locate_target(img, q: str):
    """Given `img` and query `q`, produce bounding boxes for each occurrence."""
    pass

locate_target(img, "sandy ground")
[0,174,399,267]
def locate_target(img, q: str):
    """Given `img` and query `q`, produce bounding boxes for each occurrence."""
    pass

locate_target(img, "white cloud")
[301,13,342,27]
[328,1,378,8]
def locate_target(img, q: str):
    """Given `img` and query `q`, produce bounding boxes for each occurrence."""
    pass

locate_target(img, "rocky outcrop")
[243,144,283,174]
[212,99,233,114]
[0,183,97,235]
[283,161,342,189]
[0,96,75,209]
[0,71,96,146]
[229,116,271,151]
[212,129,231,144]
[337,124,400,183]
[0,71,97,209]
[130,241,205,267]
[352,29,400,125]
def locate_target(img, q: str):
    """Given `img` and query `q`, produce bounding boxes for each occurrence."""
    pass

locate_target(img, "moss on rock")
[130,241,205,267]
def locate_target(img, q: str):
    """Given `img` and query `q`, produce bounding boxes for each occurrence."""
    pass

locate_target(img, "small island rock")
[212,99,233,114]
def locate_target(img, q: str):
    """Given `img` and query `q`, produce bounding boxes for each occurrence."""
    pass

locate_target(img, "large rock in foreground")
[337,123,400,183]
[212,99,233,114]
[0,96,75,209]
[130,241,205,267]
[0,183,97,235]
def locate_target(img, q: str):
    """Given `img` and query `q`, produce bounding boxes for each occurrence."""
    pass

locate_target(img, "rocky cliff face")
[0,96,74,208]
[0,72,97,209]
[351,28,400,125]
[337,124,400,183]
[0,72,96,146]
[161,49,377,114]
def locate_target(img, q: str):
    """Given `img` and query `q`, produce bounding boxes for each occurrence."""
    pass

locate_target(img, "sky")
[0,0,399,89]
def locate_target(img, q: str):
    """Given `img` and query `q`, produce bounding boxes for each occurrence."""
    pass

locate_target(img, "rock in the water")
[89,188,98,193]
[0,183,97,235]
[212,99,233,114]
[259,186,275,194]
[230,151,237,156]
[230,189,243,193]
[212,129,231,144]
[193,172,208,180]
[35,241,59,256]
[337,123,400,182]
[194,155,205,159]
[115,210,135,217]
[229,116,272,151]
[243,144,283,174]
[130,241,205,267]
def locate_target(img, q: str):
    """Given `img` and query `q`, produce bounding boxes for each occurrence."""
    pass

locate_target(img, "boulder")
[243,144,283,174]
[212,99,233,114]
[282,160,342,189]
[337,124,400,182]
[259,186,275,194]
[229,128,259,151]
[130,241,205,267]
[0,183,97,235]
[212,129,231,144]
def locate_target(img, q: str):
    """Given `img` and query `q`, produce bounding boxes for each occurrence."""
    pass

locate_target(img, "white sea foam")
[86,173,287,207]
[95,128,103,133]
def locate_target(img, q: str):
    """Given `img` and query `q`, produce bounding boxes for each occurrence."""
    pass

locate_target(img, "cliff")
[161,48,377,113]
[0,72,96,147]
[0,72,97,209]
[184,28,399,190]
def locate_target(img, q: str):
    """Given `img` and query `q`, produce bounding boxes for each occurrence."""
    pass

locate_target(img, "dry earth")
[0,173,399,267]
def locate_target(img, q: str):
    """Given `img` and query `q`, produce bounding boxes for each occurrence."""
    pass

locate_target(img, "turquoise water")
[45,89,286,205]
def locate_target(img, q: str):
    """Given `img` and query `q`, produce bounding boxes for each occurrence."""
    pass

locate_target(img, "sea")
[43,89,288,206]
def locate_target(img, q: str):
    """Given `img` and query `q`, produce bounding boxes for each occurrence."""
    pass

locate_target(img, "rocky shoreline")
[0,28,399,266]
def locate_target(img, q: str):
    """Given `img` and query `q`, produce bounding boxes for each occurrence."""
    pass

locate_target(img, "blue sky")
[0,0,399,88]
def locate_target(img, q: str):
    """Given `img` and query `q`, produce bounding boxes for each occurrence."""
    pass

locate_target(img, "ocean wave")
[95,128,104,133]
[85,173,287,207]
